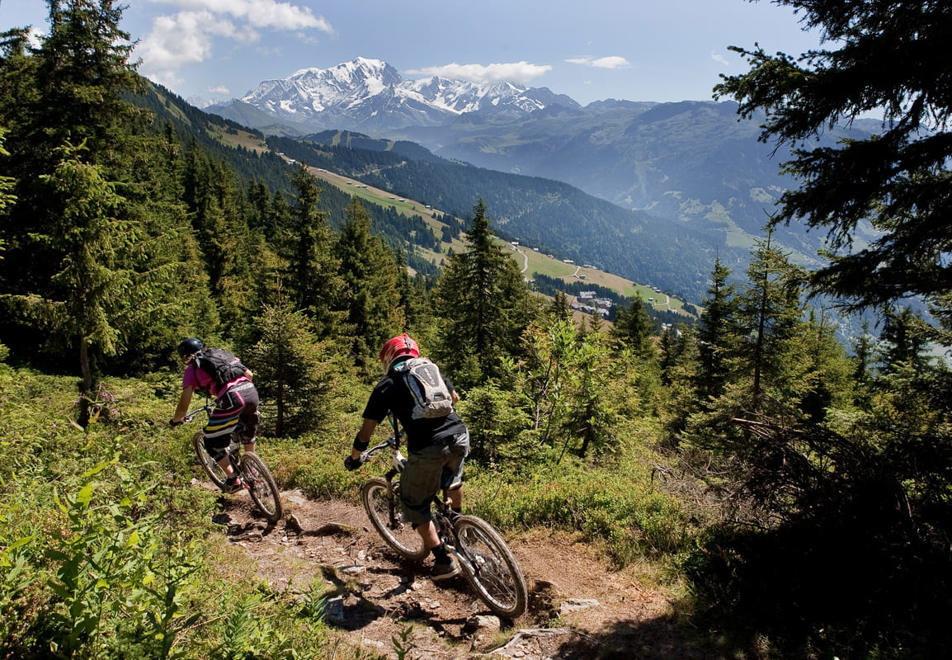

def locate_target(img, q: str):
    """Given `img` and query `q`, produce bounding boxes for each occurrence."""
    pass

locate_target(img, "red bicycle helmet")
[379,333,420,371]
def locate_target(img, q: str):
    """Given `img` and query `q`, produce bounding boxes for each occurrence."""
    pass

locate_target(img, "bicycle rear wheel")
[193,431,227,489]
[240,453,283,523]
[360,477,428,560]
[454,515,528,618]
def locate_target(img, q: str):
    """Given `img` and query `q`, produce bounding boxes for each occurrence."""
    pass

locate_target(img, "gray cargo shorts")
[399,430,470,527]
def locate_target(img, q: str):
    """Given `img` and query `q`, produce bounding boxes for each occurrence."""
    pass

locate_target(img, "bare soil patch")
[198,481,709,658]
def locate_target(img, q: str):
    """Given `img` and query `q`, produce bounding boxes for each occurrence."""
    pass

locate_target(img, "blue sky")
[2,1,824,107]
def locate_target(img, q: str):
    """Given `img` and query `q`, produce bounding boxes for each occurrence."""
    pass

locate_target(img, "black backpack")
[193,347,247,388]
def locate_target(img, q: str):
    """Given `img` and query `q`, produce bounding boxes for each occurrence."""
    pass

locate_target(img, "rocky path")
[200,481,707,659]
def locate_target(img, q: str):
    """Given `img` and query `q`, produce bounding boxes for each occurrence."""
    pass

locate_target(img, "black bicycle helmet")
[178,337,203,359]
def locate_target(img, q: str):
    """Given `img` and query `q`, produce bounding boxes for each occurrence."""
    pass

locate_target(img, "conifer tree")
[658,326,677,386]
[282,165,344,338]
[877,306,931,377]
[612,296,655,359]
[695,258,739,402]
[0,1,216,375]
[433,199,533,386]
[564,331,616,460]
[550,290,571,322]
[335,197,405,368]
[715,0,952,310]
[0,0,139,304]
[660,325,701,441]
[245,299,347,436]
[736,232,804,406]
[0,128,13,228]
[40,143,129,405]
[115,123,220,363]
[0,129,15,362]
[395,251,431,336]
[585,310,606,335]
[179,148,262,335]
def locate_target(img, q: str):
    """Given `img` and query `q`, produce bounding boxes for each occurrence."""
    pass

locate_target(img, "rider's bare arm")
[352,418,379,460]
[171,386,196,423]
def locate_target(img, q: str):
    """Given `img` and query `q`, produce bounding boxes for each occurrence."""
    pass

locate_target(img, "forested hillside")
[268,133,720,301]
[1,2,951,658]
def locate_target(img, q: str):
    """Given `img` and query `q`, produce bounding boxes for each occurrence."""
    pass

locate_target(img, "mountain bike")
[185,402,283,523]
[357,423,528,619]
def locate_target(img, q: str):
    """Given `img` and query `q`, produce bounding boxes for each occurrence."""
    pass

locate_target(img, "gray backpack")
[393,357,454,419]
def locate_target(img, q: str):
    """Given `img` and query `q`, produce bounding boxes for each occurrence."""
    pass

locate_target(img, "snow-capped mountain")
[226,57,579,132]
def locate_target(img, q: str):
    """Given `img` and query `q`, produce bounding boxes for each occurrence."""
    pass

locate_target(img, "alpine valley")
[208,57,881,304]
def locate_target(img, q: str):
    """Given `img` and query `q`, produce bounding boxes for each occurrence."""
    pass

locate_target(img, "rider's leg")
[415,520,441,549]
[401,445,459,577]
[441,431,469,514]
[203,433,236,477]
[238,394,260,455]
[445,484,462,511]
[217,455,236,476]
[206,386,252,472]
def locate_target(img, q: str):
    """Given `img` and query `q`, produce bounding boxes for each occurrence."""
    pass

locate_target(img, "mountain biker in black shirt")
[345,334,470,581]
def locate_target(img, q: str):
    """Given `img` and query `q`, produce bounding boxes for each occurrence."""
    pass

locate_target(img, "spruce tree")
[550,290,571,322]
[0,0,139,305]
[736,232,804,406]
[0,1,217,375]
[40,143,129,406]
[335,197,404,369]
[715,0,952,309]
[284,164,344,338]
[114,122,220,364]
[878,306,931,377]
[695,258,739,402]
[612,296,655,359]
[433,199,533,386]
[245,300,347,436]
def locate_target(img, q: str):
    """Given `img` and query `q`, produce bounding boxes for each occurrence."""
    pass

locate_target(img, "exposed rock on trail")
[200,483,707,658]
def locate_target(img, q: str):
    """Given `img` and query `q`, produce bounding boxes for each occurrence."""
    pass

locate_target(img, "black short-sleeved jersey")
[362,361,466,453]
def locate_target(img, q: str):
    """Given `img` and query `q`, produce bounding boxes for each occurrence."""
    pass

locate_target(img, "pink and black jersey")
[182,362,249,399]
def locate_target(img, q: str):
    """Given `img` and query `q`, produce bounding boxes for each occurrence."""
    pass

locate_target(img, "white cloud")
[405,61,552,85]
[566,56,630,70]
[137,0,332,84]
[710,51,730,67]
[208,85,231,94]
[150,0,332,31]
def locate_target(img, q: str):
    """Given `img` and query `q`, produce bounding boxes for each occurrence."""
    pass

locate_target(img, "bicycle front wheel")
[360,477,428,560]
[193,431,228,489]
[454,515,528,619]
[240,453,283,523]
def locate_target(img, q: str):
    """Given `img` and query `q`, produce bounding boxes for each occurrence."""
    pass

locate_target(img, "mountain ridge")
[211,56,580,133]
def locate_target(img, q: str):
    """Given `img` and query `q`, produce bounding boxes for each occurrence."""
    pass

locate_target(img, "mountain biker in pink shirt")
[170,338,259,493]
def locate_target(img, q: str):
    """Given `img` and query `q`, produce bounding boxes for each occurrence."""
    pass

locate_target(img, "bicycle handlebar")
[183,402,213,423]
[359,435,400,463]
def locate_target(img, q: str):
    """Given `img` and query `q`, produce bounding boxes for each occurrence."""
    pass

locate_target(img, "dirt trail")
[200,481,707,659]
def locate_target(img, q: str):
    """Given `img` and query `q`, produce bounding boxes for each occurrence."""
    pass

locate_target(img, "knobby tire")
[193,431,228,489]
[241,453,283,523]
[454,515,528,619]
[360,477,428,560]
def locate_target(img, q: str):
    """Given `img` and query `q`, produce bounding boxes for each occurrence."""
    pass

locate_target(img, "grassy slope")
[0,348,694,654]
